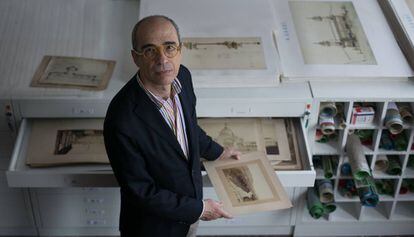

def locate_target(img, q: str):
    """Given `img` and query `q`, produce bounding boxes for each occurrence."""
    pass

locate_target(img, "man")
[104,15,241,237]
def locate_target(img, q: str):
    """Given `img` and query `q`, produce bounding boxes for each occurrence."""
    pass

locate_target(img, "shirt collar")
[136,72,182,109]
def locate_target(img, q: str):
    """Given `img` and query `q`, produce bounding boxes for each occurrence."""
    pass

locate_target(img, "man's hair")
[131,15,181,50]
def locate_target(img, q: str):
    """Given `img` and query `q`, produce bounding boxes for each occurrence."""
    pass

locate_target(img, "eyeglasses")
[133,43,181,60]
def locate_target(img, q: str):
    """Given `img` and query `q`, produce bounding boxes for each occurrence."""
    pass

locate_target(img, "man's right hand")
[200,199,233,221]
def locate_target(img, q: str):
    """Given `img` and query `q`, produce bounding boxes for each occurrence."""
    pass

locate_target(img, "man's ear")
[131,50,141,68]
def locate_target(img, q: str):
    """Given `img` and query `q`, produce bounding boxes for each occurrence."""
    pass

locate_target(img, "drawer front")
[36,193,120,227]
[0,191,34,228]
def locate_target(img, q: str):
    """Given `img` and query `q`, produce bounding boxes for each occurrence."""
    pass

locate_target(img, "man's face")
[132,19,181,87]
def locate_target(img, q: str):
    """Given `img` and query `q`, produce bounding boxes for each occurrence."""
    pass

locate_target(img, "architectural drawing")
[181,37,267,69]
[31,56,115,90]
[54,130,104,155]
[289,1,377,65]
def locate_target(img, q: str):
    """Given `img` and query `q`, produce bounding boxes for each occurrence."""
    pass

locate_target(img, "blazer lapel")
[131,79,187,161]
[178,88,196,165]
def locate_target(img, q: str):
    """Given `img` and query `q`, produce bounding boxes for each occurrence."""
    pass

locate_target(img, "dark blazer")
[104,65,223,236]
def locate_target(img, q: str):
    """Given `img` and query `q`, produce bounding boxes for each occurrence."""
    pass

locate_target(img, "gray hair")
[131,15,181,50]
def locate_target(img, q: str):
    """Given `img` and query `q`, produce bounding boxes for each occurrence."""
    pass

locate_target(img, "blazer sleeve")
[104,127,203,224]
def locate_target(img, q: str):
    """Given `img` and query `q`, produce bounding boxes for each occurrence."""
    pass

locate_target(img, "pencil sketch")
[407,0,414,16]
[54,129,104,155]
[181,37,267,69]
[31,56,115,90]
[289,1,377,65]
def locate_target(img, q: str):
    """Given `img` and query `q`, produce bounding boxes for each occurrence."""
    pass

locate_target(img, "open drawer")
[7,118,314,187]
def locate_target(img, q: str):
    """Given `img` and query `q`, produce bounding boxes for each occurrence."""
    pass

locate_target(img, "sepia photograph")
[31,55,115,90]
[204,151,292,215]
[289,1,377,65]
[26,119,108,167]
[181,37,267,70]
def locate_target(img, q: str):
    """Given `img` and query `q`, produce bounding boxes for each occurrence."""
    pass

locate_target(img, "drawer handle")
[85,198,105,204]
[87,219,106,225]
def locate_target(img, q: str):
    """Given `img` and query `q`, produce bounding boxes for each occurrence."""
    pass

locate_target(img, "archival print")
[272,119,302,170]
[289,1,377,65]
[26,119,108,167]
[31,55,115,90]
[181,37,267,70]
[261,119,291,161]
[198,118,265,154]
[204,151,292,215]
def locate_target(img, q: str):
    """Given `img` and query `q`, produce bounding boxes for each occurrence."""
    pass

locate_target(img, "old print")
[203,151,292,215]
[31,56,115,90]
[289,1,377,65]
[54,130,104,155]
[181,37,267,69]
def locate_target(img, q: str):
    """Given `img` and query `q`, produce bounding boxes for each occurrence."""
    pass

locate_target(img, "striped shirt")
[137,74,189,158]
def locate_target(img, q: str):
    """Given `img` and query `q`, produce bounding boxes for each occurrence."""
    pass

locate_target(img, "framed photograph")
[30,55,115,90]
[204,151,292,215]
[26,119,108,167]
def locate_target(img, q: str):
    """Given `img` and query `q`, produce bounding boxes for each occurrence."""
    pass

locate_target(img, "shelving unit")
[294,81,414,236]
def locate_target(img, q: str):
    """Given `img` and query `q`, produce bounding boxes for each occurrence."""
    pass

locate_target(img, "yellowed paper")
[204,151,292,215]
[26,119,108,167]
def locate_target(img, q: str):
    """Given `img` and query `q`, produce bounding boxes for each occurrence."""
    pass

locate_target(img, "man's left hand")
[218,147,241,160]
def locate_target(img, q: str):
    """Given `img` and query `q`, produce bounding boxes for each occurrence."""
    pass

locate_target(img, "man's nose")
[154,48,168,62]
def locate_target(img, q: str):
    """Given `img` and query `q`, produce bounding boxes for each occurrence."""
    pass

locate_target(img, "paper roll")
[322,156,333,179]
[346,134,371,181]
[355,129,373,146]
[400,180,409,194]
[385,102,403,135]
[374,180,394,195]
[323,203,337,214]
[338,179,357,198]
[319,115,335,135]
[320,102,337,117]
[306,187,324,219]
[340,162,352,176]
[315,130,328,143]
[380,131,394,150]
[398,103,413,124]
[317,179,334,203]
[386,156,401,175]
[357,185,379,207]
[394,132,408,151]
[374,155,389,172]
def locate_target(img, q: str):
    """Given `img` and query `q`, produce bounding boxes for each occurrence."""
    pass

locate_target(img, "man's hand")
[218,147,241,160]
[200,199,233,221]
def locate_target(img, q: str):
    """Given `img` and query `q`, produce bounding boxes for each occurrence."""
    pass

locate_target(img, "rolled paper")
[384,102,403,135]
[408,156,414,167]
[317,179,334,203]
[386,156,402,175]
[356,130,373,146]
[374,180,394,195]
[320,102,337,117]
[348,129,355,134]
[380,131,394,150]
[338,179,355,198]
[323,202,337,214]
[398,103,413,124]
[374,155,389,172]
[340,162,352,176]
[334,115,347,129]
[315,130,328,143]
[322,156,333,178]
[357,185,379,207]
[346,134,371,181]
[319,115,335,135]
[393,132,408,151]
[406,179,414,192]
[400,180,409,194]
[307,187,324,219]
